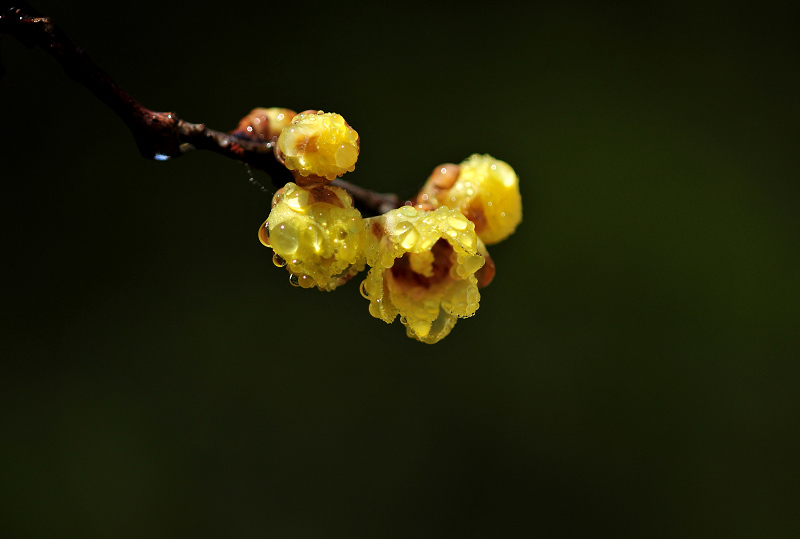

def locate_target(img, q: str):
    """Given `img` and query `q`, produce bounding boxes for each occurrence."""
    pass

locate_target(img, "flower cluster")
[248,107,521,343]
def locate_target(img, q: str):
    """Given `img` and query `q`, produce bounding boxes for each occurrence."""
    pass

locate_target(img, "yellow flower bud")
[277,111,359,181]
[259,183,366,291]
[361,206,485,344]
[416,154,522,245]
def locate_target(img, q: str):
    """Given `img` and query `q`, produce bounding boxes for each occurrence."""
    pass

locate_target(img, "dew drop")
[418,236,434,251]
[347,218,361,234]
[360,281,369,299]
[335,143,358,168]
[301,223,324,253]
[400,206,417,218]
[286,188,309,210]
[258,221,271,247]
[448,215,468,230]
[289,273,300,287]
[273,253,287,267]
[462,254,485,275]
[271,223,299,254]
[399,228,420,250]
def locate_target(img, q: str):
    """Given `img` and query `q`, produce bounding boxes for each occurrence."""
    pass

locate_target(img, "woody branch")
[0,2,402,215]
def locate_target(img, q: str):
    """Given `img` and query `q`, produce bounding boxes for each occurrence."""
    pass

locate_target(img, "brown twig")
[0,2,402,215]
[330,180,402,216]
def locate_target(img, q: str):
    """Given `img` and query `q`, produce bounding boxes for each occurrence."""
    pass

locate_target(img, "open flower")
[259,182,366,290]
[414,154,522,245]
[361,206,486,343]
[277,111,359,181]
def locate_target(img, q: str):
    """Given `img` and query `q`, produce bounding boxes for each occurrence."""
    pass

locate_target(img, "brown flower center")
[389,239,454,289]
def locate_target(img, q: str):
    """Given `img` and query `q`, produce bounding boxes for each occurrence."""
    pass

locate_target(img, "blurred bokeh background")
[2,1,799,536]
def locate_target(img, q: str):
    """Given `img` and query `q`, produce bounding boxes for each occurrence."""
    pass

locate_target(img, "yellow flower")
[361,206,485,344]
[415,154,522,245]
[277,111,359,181]
[259,182,366,290]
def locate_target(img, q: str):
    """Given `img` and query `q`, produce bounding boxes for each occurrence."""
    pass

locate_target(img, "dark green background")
[2,1,799,536]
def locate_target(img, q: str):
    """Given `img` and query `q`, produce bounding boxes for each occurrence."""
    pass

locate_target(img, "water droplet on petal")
[448,215,468,230]
[418,236,434,251]
[258,221,271,247]
[399,228,420,250]
[271,223,299,254]
[302,223,324,254]
[360,280,369,298]
[286,189,309,210]
[289,273,300,287]
[273,253,287,267]
[400,206,417,218]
